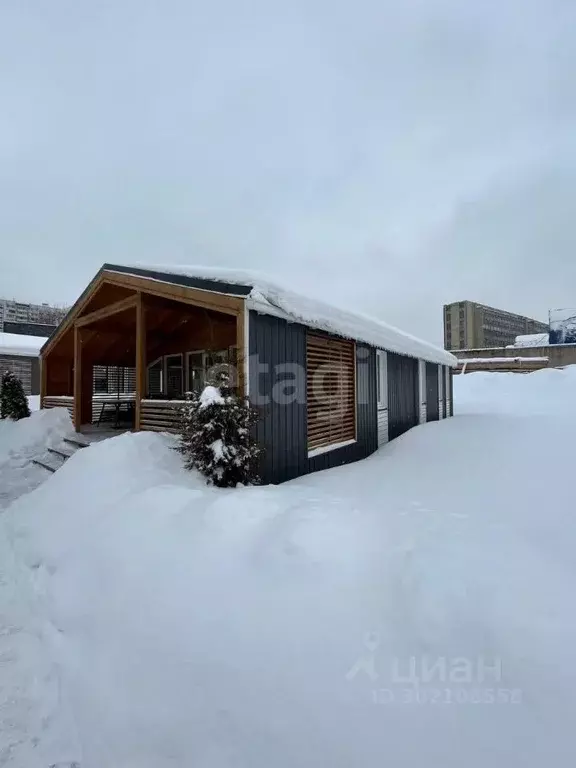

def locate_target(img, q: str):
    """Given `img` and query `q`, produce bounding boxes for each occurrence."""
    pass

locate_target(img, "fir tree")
[178,370,261,487]
[0,371,31,420]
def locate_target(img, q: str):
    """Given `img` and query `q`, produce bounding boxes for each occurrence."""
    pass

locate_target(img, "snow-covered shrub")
[0,371,31,420]
[178,371,261,487]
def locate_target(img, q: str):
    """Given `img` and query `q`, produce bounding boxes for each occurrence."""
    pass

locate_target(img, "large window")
[306,333,356,454]
[186,349,231,393]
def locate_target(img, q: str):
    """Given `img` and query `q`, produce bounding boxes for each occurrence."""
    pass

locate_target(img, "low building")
[457,343,576,371]
[0,332,45,394]
[3,320,60,338]
[444,300,548,350]
[40,264,457,484]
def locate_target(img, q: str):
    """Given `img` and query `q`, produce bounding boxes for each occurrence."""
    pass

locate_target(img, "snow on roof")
[458,356,549,363]
[110,263,456,367]
[0,332,45,358]
[513,333,550,348]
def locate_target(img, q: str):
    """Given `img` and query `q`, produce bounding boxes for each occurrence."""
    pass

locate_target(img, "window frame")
[376,349,387,411]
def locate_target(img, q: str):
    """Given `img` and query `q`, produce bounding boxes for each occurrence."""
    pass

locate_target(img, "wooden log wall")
[140,399,185,433]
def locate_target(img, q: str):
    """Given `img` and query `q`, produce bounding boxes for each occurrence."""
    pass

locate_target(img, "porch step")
[32,458,58,473]
[47,447,74,460]
[63,437,90,449]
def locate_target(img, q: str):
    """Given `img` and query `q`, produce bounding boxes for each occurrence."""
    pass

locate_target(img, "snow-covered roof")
[458,356,549,363]
[0,332,45,358]
[107,263,456,367]
[513,333,550,348]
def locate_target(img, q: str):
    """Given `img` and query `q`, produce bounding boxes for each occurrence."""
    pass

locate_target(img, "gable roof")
[103,263,456,367]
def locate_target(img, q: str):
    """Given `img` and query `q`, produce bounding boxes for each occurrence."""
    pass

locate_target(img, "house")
[0,332,45,395]
[40,264,456,484]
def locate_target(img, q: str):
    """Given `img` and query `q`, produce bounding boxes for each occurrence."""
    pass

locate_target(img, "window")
[165,354,184,398]
[186,349,232,393]
[306,333,356,454]
[147,358,163,397]
[376,350,387,410]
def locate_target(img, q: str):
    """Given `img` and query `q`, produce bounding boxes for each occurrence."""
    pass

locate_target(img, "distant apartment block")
[0,298,67,334]
[444,300,548,350]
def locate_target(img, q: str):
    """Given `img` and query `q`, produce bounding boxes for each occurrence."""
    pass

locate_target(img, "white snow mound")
[2,369,576,765]
[0,407,73,465]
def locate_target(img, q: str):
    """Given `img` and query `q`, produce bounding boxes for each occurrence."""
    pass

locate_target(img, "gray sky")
[1,0,575,345]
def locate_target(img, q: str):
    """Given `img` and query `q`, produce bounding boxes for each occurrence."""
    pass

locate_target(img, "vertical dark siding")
[249,312,307,484]
[31,358,40,395]
[448,368,454,416]
[426,362,439,422]
[249,312,378,484]
[387,352,419,440]
[441,366,447,418]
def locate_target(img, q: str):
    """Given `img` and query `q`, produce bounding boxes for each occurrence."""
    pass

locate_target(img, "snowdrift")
[455,364,576,416]
[0,406,72,465]
[3,369,576,765]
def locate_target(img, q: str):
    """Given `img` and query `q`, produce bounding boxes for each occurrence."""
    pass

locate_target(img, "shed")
[40,264,456,483]
[0,332,45,395]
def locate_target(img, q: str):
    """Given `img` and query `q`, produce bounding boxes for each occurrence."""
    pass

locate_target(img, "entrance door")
[387,352,419,441]
[426,362,439,422]
[165,354,183,398]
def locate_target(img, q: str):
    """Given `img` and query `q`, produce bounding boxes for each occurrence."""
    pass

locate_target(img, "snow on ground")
[27,395,40,412]
[1,371,576,765]
[0,408,76,767]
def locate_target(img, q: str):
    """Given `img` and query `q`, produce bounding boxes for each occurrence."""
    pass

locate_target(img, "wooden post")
[135,293,146,431]
[73,324,82,431]
[235,308,246,397]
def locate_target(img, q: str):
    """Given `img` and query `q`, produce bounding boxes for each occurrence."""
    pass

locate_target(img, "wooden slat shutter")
[306,333,356,451]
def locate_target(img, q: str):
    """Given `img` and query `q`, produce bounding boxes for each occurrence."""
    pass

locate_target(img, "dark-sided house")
[0,332,45,395]
[40,264,457,484]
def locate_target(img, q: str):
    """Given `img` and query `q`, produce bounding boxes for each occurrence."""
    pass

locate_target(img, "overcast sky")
[1,0,575,344]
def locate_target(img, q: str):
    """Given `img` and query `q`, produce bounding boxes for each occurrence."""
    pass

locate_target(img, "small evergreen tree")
[178,370,261,487]
[0,371,31,420]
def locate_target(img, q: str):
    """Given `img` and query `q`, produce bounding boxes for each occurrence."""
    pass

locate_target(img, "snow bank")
[0,331,45,357]
[107,263,456,367]
[454,364,576,417]
[0,407,73,464]
[511,332,549,347]
[4,371,576,765]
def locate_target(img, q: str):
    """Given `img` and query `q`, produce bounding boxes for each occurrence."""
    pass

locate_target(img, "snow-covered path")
[1,369,576,766]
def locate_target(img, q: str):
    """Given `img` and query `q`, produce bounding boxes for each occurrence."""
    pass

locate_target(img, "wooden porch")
[41,269,246,432]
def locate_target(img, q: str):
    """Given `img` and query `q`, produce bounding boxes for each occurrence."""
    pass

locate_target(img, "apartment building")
[0,298,67,333]
[444,300,548,350]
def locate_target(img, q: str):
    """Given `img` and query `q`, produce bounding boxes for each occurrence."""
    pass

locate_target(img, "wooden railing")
[140,399,185,433]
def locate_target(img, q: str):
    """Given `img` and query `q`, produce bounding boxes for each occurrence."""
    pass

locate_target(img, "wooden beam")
[42,271,107,358]
[102,271,244,316]
[75,294,138,328]
[135,294,146,431]
[236,308,246,396]
[73,325,82,431]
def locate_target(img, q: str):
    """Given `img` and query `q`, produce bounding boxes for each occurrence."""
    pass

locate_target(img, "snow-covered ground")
[1,368,576,766]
